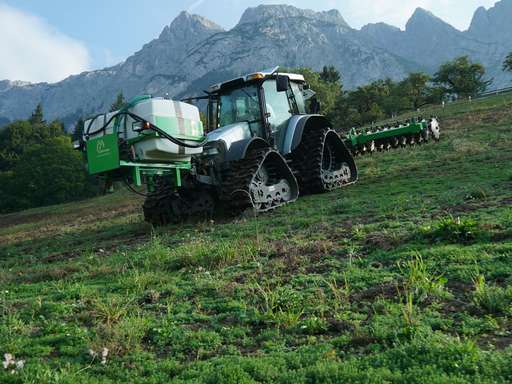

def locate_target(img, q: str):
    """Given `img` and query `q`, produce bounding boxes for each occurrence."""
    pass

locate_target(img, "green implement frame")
[346,121,427,148]
[120,161,191,188]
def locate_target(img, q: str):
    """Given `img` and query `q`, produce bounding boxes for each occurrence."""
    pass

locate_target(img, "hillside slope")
[1,95,512,382]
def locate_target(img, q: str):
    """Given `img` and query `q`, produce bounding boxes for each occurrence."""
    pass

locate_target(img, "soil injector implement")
[345,118,441,156]
[77,67,439,226]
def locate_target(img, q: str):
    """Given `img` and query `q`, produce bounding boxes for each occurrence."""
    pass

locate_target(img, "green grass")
[1,94,512,383]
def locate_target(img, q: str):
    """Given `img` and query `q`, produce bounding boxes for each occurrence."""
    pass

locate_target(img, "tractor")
[78,67,439,226]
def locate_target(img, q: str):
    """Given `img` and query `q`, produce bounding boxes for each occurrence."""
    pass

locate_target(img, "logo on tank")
[96,139,110,155]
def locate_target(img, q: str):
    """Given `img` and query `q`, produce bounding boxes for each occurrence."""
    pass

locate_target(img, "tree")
[399,72,432,109]
[433,56,491,97]
[110,92,126,112]
[504,52,512,73]
[29,103,45,125]
[320,65,341,84]
[292,67,342,121]
[1,136,97,212]
[73,118,84,142]
[0,119,65,172]
[346,80,392,125]
[0,120,35,171]
[377,78,410,116]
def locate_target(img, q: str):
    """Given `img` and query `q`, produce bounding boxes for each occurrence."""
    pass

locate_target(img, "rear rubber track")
[290,127,355,195]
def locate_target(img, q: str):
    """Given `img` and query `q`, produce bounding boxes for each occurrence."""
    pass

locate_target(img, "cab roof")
[208,67,306,93]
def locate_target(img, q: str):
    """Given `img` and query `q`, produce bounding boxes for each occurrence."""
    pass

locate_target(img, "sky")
[0,0,499,83]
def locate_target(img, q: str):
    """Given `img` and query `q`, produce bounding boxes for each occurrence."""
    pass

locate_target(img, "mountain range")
[1,1,512,128]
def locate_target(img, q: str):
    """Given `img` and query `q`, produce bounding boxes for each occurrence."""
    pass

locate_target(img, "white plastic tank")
[84,97,204,162]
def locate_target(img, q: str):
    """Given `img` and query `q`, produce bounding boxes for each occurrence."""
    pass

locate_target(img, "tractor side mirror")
[276,75,290,92]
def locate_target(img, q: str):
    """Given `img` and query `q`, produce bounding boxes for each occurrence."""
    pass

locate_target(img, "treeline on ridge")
[297,55,497,131]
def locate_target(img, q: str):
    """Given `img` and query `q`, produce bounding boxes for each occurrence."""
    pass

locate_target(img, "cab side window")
[263,80,292,134]
[290,83,306,114]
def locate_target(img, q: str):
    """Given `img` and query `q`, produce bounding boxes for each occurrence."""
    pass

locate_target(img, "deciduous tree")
[3,136,95,211]
[292,67,342,121]
[433,56,491,97]
[400,72,431,109]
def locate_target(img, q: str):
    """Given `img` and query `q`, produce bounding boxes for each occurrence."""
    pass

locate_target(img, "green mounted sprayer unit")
[77,67,440,226]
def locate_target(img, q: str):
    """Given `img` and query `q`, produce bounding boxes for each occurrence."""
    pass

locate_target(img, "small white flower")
[88,349,97,358]
[3,353,14,369]
[3,354,23,371]
[101,348,109,365]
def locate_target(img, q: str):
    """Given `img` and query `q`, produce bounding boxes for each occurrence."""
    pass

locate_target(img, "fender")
[225,137,270,162]
[281,115,332,155]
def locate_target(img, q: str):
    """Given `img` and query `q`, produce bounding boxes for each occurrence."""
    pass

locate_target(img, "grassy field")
[1,94,512,383]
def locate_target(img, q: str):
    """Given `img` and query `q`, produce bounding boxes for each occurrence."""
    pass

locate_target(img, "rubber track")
[220,148,292,213]
[143,181,177,226]
[290,127,334,195]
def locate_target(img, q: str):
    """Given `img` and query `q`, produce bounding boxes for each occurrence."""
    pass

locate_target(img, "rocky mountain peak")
[317,9,350,26]
[238,4,350,28]
[406,7,456,34]
[468,7,489,34]
[468,0,512,41]
[159,11,223,40]
[361,22,400,36]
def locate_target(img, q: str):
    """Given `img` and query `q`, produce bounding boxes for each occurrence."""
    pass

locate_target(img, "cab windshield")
[218,85,261,127]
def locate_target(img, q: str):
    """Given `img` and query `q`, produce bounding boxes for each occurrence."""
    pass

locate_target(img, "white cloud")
[0,3,90,83]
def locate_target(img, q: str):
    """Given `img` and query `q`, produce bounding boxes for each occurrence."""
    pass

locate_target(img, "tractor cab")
[206,68,314,152]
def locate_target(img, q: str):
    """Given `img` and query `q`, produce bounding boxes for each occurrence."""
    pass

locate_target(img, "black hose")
[124,178,150,197]
[84,110,207,149]
[124,112,207,149]
[85,113,112,137]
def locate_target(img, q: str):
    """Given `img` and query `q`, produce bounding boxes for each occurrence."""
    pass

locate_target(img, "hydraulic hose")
[123,178,150,197]
[84,95,152,138]
[124,111,207,149]
[83,97,207,149]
